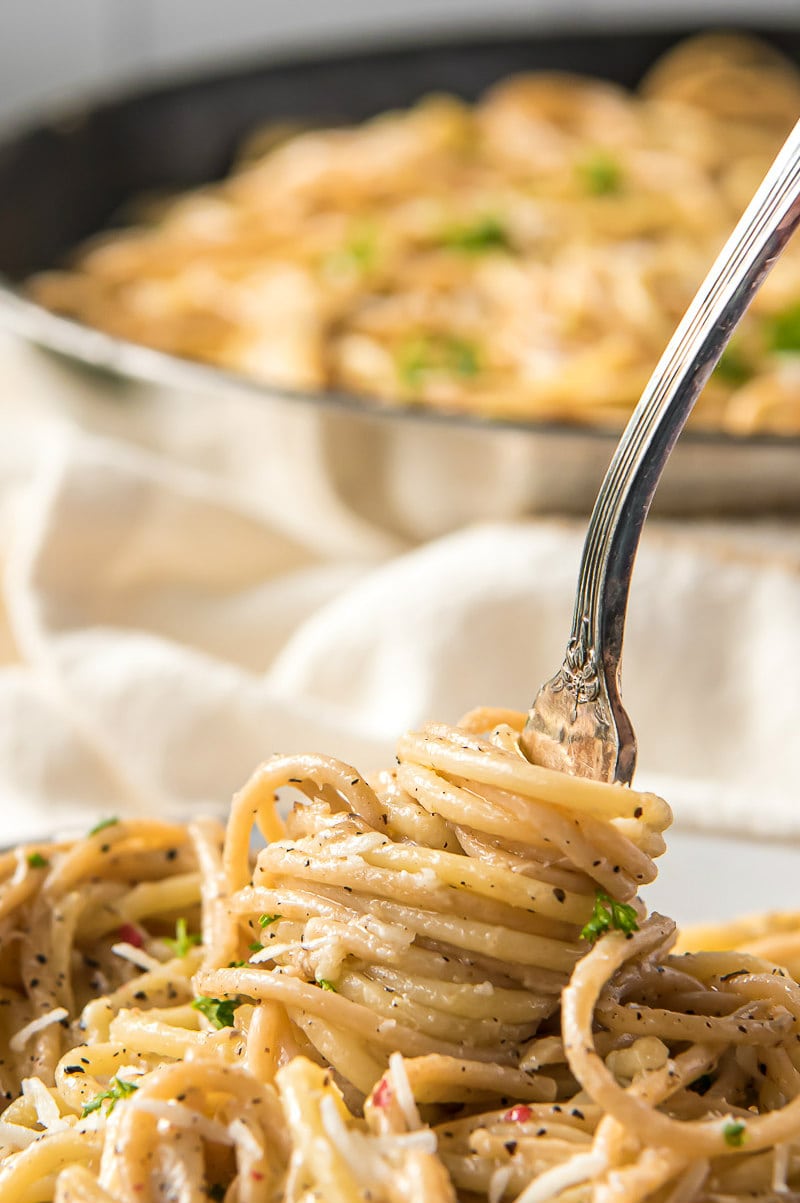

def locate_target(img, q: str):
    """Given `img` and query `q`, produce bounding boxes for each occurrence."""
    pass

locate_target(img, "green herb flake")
[191,995,244,1029]
[317,978,337,992]
[324,227,378,276]
[258,913,281,928]
[81,1076,138,1117]
[26,852,49,869]
[164,917,201,959]
[723,1120,746,1148]
[88,817,119,838]
[577,151,623,197]
[441,214,509,253]
[248,942,263,953]
[580,889,639,944]
[397,334,480,389]
[765,303,800,354]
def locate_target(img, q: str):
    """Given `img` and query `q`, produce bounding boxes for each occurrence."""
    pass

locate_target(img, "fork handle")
[570,117,800,782]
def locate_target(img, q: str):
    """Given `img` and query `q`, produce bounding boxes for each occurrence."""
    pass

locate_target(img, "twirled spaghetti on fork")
[0,708,798,1203]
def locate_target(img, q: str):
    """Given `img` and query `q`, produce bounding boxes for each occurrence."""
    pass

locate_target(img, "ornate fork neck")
[521,122,800,784]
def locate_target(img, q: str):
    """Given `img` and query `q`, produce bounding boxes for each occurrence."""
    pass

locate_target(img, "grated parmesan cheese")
[514,1151,607,1203]
[389,1052,422,1130]
[21,1077,64,1130]
[249,935,330,965]
[10,1008,69,1054]
[132,1098,233,1145]
[320,1094,386,1183]
[773,1144,790,1194]
[110,943,164,973]
[489,1164,513,1203]
[228,1116,265,1163]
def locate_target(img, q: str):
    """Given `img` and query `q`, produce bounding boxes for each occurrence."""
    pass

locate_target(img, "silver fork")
[520,118,800,784]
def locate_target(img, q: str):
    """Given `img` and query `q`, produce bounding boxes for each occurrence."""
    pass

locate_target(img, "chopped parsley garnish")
[164,918,201,959]
[577,151,623,197]
[723,1120,746,1148]
[397,333,480,389]
[88,817,119,837]
[191,995,244,1029]
[580,889,639,944]
[441,215,509,253]
[249,942,263,952]
[324,226,377,275]
[81,1076,138,1117]
[26,852,49,869]
[317,978,337,992]
[765,303,800,354]
[258,913,281,928]
[714,344,753,386]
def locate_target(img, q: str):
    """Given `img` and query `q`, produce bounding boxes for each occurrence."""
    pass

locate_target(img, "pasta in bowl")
[25,33,800,437]
[1,708,798,1202]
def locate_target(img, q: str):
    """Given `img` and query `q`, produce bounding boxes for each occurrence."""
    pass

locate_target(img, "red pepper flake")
[117,924,145,949]
[251,1171,264,1181]
[373,1077,393,1109]
[503,1105,533,1123]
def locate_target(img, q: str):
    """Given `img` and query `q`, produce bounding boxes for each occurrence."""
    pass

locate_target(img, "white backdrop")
[2,0,800,129]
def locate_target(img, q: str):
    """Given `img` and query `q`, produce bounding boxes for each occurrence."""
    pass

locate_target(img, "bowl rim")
[5,285,800,451]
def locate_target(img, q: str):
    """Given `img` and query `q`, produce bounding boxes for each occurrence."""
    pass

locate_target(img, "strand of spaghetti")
[334,969,545,1045]
[198,967,532,1068]
[224,755,384,892]
[595,999,793,1044]
[398,727,671,826]
[0,1128,103,1200]
[563,921,800,1157]
[374,776,456,851]
[111,1061,287,1201]
[278,1057,377,1203]
[289,1010,387,1095]
[398,764,653,896]
[188,818,231,970]
[53,1163,118,1202]
[452,827,594,893]
[258,839,591,928]
[101,948,200,1012]
[54,1043,149,1115]
[402,1054,558,1103]
[0,852,43,924]
[44,821,190,897]
[232,884,570,991]
[254,869,580,973]
[365,965,550,1023]
[76,874,202,941]
[296,855,580,942]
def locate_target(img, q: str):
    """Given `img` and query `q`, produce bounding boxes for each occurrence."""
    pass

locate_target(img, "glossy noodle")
[27,34,800,435]
[1,708,799,1202]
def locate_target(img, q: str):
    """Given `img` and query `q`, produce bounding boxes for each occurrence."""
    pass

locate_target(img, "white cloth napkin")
[2,332,800,845]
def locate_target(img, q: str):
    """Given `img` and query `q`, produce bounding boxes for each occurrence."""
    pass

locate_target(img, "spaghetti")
[1,709,799,1201]
[27,33,800,434]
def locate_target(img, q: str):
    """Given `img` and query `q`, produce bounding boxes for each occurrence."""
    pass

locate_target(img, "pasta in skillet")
[28,34,800,435]
[1,708,800,1203]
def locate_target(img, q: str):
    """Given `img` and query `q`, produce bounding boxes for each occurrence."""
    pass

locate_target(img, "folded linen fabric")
[1,331,800,848]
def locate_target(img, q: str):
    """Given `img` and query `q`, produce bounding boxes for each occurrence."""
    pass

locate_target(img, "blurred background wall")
[2,0,800,128]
